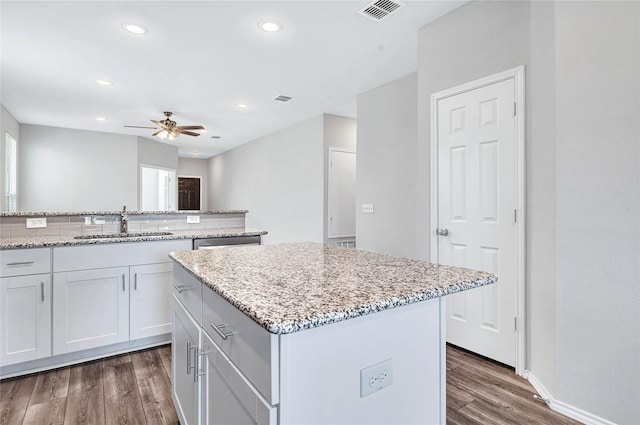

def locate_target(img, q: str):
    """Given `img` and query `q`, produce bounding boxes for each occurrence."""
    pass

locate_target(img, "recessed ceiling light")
[236,103,250,109]
[96,79,113,86]
[122,23,148,35]
[258,20,282,32]
[96,117,107,121]
[193,152,199,156]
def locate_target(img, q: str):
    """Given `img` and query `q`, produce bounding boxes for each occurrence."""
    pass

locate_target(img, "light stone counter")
[0,228,267,250]
[169,242,497,334]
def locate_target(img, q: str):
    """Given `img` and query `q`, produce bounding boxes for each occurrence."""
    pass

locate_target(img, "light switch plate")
[187,215,200,224]
[362,203,375,214]
[26,218,47,228]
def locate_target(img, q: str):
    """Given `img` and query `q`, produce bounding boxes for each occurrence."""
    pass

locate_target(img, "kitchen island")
[170,242,497,425]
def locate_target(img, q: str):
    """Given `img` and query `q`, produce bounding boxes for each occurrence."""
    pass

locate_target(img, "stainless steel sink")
[74,231,173,240]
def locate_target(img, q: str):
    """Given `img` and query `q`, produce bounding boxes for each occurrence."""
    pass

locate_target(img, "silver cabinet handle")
[6,261,35,266]
[40,282,45,302]
[187,341,198,375]
[193,346,200,383]
[134,273,137,291]
[210,322,234,340]
[122,274,125,291]
[436,228,449,236]
[173,285,188,293]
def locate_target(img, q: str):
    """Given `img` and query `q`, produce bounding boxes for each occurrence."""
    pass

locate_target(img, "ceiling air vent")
[273,95,293,102]
[358,0,405,21]
[210,135,221,139]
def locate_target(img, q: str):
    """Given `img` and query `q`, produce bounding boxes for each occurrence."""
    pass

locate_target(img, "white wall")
[208,115,324,244]
[323,114,357,244]
[413,1,639,423]
[554,2,639,422]
[1,105,20,210]
[19,124,138,211]
[178,157,209,209]
[356,73,418,259]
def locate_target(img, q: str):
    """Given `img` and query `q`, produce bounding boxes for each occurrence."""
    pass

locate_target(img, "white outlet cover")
[360,358,393,397]
[26,217,47,228]
[187,215,200,224]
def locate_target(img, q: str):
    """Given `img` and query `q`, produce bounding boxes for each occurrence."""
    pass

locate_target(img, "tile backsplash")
[0,212,246,240]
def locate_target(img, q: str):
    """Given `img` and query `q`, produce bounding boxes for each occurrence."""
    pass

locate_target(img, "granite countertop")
[169,242,498,335]
[0,210,248,217]
[0,228,267,250]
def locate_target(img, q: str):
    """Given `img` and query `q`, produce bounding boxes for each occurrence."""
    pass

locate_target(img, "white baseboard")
[526,370,618,425]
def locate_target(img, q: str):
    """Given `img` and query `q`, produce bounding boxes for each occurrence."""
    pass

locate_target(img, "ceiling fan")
[124,111,205,140]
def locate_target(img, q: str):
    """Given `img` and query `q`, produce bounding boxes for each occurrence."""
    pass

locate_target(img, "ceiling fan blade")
[177,130,201,137]
[176,125,205,131]
[151,130,165,137]
[124,125,157,129]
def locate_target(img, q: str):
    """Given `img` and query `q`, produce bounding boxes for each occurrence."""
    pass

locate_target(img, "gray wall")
[356,73,418,258]
[412,1,638,423]
[208,115,325,244]
[178,157,209,210]
[17,125,181,212]
[1,105,20,210]
[19,125,138,211]
[554,2,639,422]
[323,114,357,244]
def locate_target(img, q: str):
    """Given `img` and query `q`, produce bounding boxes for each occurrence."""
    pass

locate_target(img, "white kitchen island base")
[170,242,496,425]
[278,297,445,424]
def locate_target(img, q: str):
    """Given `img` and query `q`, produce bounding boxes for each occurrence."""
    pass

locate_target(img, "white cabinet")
[53,267,129,355]
[0,274,51,366]
[172,295,201,425]
[130,263,174,339]
[52,239,192,355]
[0,248,52,367]
[200,330,277,425]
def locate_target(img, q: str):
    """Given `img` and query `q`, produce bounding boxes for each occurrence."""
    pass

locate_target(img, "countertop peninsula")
[169,242,497,334]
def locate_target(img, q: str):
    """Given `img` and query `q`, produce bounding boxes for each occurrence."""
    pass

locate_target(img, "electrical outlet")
[360,359,393,397]
[362,203,375,214]
[187,215,200,224]
[25,218,47,228]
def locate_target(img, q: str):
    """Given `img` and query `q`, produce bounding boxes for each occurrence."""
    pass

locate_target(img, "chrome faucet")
[120,205,128,233]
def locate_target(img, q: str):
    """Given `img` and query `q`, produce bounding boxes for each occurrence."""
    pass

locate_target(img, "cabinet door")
[0,274,51,366]
[172,295,200,425]
[130,263,173,339]
[53,267,129,355]
[201,331,277,425]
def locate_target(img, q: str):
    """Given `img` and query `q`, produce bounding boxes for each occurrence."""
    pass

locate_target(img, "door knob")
[436,228,449,236]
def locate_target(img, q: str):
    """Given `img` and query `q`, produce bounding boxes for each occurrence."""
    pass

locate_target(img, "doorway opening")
[178,177,201,211]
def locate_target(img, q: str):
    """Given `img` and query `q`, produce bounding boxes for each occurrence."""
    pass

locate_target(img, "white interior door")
[437,78,517,366]
[328,148,356,238]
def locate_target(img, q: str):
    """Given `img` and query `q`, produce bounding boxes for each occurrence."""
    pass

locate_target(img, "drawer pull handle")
[186,341,197,375]
[134,273,138,291]
[40,282,45,302]
[6,261,35,266]
[122,274,126,292]
[210,322,233,340]
[173,285,189,293]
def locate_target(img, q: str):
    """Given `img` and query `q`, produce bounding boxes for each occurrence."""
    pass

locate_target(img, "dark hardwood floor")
[1,344,581,425]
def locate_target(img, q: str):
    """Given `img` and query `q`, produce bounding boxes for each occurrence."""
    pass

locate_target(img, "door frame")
[177,175,203,211]
[429,65,526,376]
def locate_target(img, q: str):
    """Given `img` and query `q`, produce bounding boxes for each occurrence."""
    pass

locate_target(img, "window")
[4,132,17,212]
[140,165,176,211]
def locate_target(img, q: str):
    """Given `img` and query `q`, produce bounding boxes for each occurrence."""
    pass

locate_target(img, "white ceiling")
[1,1,466,158]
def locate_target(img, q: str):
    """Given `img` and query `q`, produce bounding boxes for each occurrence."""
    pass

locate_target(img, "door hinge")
[514,316,517,331]
[513,102,517,116]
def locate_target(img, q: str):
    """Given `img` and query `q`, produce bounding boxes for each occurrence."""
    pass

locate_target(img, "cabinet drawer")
[173,264,202,326]
[201,331,277,425]
[53,239,192,272]
[202,284,279,405]
[1,248,51,277]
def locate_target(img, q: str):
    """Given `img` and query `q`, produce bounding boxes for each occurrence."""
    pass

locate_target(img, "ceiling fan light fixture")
[168,130,179,141]
[156,129,169,140]
[122,23,148,35]
[95,80,113,86]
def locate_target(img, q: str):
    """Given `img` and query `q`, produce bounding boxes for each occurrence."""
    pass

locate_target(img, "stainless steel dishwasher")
[192,235,261,250]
